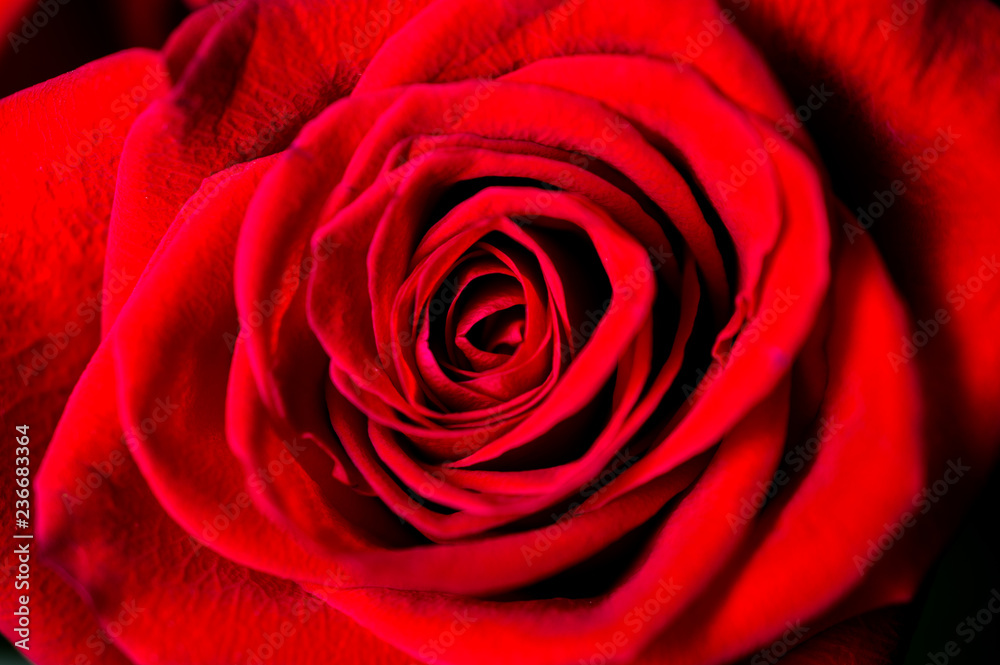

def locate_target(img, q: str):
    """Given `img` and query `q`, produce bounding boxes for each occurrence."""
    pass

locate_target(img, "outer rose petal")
[35,345,412,665]
[732,0,1000,470]
[297,229,924,665]
[100,0,435,329]
[30,66,680,639]
[104,0,805,331]
[1,48,170,389]
[110,157,357,581]
[747,609,902,665]
[308,380,790,665]
[15,4,997,665]
[1,48,169,665]
[729,0,1000,651]
[630,229,924,664]
[354,0,797,139]
[2,392,139,665]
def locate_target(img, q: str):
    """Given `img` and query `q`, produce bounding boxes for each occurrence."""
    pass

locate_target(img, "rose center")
[443,272,528,373]
[464,305,526,355]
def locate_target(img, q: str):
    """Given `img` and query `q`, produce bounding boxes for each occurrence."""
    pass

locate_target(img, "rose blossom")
[2,1,999,664]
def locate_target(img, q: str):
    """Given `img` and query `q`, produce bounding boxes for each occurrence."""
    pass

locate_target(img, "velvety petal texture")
[1,48,170,665]
[1,0,996,664]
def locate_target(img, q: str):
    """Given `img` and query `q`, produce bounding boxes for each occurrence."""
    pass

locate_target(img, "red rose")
[3,1,1000,664]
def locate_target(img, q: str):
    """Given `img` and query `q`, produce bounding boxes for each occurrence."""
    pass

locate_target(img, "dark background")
[0,0,190,97]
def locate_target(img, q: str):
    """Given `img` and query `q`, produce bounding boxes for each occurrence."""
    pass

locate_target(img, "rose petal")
[101,0,435,328]
[0,49,168,663]
[35,349,410,665]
